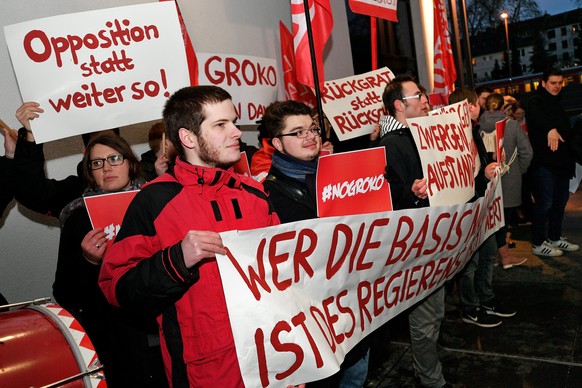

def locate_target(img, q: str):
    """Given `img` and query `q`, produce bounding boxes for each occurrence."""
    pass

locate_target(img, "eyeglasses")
[89,154,125,170]
[276,127,322,139]
[401,93,425,101]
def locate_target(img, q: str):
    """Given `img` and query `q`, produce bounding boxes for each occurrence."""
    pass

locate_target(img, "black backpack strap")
[264,175,316,212]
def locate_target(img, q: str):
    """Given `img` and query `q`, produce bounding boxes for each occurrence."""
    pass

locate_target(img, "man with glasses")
[262,100,370,387]
[378,75,460,388]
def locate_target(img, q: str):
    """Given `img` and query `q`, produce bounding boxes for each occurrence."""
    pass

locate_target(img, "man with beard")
[99,86,280,387]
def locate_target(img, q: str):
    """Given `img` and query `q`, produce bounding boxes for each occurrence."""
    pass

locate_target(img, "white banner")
[197,53,278,124]
[217,173,504,387]
[321,67,394,141]
[4,2,189,143]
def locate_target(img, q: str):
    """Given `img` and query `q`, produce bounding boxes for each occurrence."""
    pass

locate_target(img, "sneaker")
[532,241,563,257]
[462,308,502,328]
[481,300,516,317]
[547,238,580,252]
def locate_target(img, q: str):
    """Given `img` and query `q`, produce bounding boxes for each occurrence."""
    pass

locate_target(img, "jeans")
[531,166,570,245]
[408,286,446,388]
[338,350,369,388]
[460,235,496,312]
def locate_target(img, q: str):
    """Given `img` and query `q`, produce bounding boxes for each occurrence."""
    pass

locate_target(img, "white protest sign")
[407,109,476,206]
[217,174,504,387]
[429,99,480,178]
[321,67,394,141]
[4,2,189,143]
[197,53,278,124]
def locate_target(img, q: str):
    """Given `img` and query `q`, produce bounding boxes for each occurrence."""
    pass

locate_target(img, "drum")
[0,301,106,388]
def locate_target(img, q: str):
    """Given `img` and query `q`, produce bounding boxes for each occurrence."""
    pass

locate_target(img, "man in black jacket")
[263,100,371,387]
[527,68,579,257]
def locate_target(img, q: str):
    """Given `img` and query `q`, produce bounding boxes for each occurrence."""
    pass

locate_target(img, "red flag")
[348,0,398,22]
[161,0,198,86]
[280,22,316,106]
[433,0,456,95]
[290,0,333,90]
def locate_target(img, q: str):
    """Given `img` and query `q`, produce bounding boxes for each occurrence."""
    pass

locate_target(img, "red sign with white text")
[84,190,139,241]
[233,151,251,177]
[496,119,506,162]
[348,0,398,22]
[316,147,392,217]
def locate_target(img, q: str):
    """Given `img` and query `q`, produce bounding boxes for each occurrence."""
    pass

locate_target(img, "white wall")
[0,0,354,303]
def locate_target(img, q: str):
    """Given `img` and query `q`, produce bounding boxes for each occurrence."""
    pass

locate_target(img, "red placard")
[316,147,391,217]
[495,119,507,162]
[84,190,139,241]
[233,151,251,177]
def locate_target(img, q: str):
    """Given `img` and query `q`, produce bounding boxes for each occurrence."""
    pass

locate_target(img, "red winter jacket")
[99,158,279,387]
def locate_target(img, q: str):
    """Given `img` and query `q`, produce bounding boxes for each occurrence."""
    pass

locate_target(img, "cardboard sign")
[217,173,504,387]
[429,100,480,178]
[321,68,394,142]
[84,190,139,241]
[316,147,392,217]
[4,2,189,143]
[233,151,251,177]
[407,110,476,206]
[197,53,278,124]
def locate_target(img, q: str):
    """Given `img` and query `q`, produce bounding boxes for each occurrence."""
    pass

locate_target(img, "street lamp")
[500,11,511,79]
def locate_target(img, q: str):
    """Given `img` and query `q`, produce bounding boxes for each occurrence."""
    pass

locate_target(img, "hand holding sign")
[81,228,107,264]
[181,230,226,268]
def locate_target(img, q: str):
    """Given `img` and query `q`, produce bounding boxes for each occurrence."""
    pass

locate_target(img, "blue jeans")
[531,166,570,245]
[408,286,446,388]
[338,350,369,388]
[460,235,496,312]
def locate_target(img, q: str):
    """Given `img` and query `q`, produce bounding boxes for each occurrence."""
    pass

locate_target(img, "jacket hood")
[478,110,506,133]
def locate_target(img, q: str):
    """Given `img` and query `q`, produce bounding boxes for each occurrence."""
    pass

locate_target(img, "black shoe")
[438,331,465,349]
[462,308,502,328]
[481,300,516,317]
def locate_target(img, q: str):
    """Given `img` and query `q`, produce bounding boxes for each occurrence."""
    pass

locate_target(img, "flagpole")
[302,0,327,140]
[371,17,377,70]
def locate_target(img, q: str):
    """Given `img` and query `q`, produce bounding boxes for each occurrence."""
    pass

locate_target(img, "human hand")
[181,230,226,268]
[484,162,497,180]
[154,152,169,176]
[412,178,428,200]
[547,128,563,151]
[1,127,17,159]
[15,102,43,139]
[321,141,334,154]
[81,228,108,264]
[370,123,381,141]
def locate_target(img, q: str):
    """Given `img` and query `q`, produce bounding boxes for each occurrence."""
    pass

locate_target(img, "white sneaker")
[532,242,563,257]
[547,238,580,252]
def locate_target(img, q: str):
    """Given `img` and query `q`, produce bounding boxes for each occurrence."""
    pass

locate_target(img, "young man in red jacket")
[99,86,280,387]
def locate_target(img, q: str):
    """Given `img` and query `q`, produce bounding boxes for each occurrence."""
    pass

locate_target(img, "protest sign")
[4,2,189,143]
[429,99,480,178]
[321,68,394,142]
[233,151,251,177]
[84,190,139,241]
[316,147,392,217]
[217,173,504,387]
[407,109,476,206]
[197,53,278,124]
[496,118,507,163]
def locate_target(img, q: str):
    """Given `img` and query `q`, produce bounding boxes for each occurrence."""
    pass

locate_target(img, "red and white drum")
[0,302,106,388]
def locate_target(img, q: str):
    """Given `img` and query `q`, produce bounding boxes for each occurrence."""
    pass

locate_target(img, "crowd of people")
[0,66,580,387]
